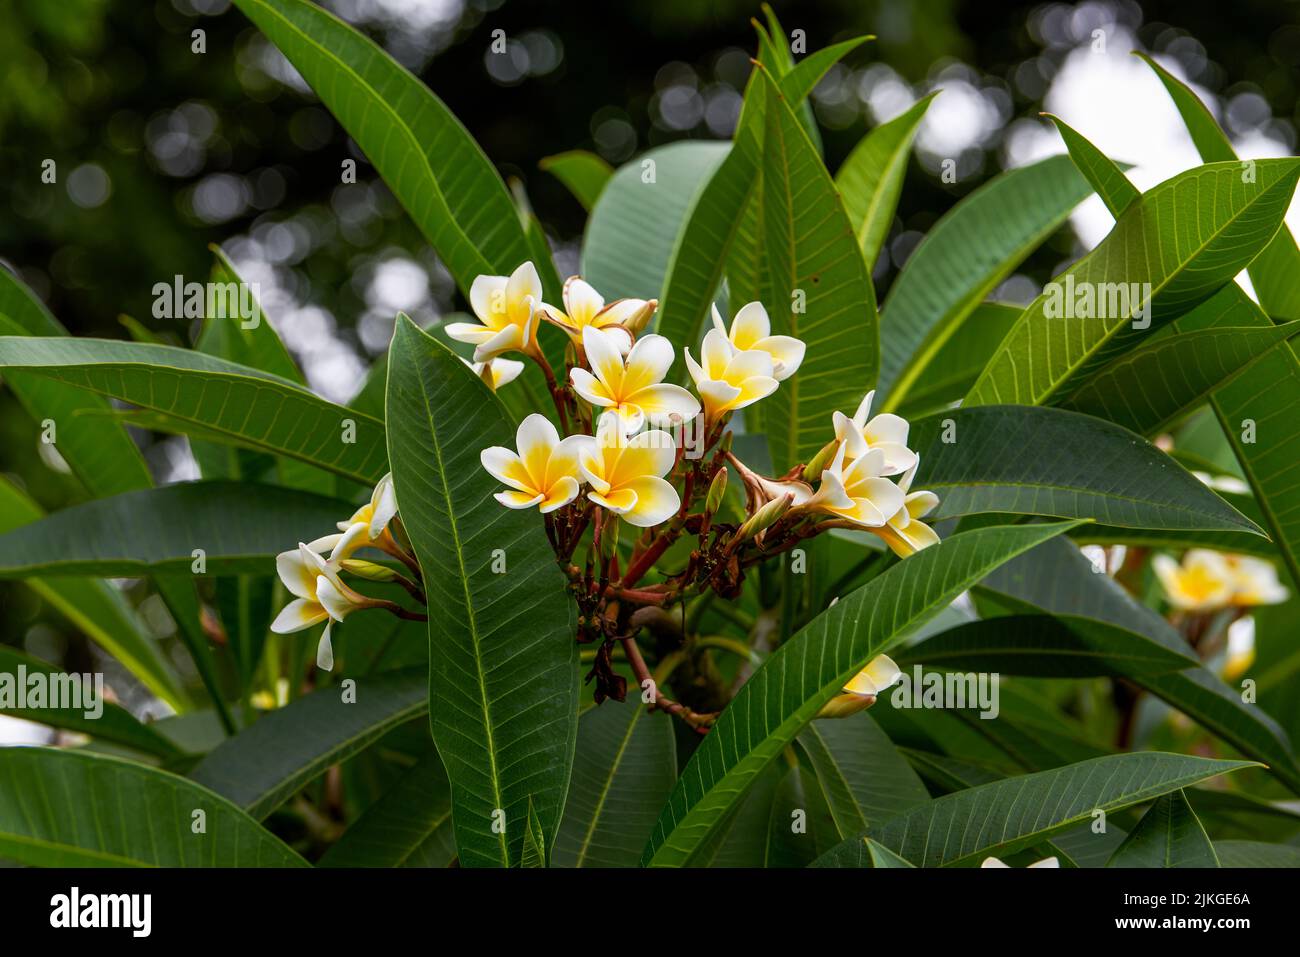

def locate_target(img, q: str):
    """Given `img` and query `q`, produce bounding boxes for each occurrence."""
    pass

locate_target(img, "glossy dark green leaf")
[539,150,613,211]
[642,520,1081,866]
[385,316,577,868]
[1106,789,1219,867]
[552,700,676,868]
[0,481,350,578]
[911,405,1260,533]
[0,748,307,866]
[812,752,1252,867]
[189,668,426,819]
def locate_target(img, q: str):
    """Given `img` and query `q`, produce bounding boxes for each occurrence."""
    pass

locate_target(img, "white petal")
[730,301,771,349]
[316,622,335,671]
[369,474,398,538]
[570,367,615,407]
[271,598,328,634]
[470,274,508,325]
[275,547,317,601]
[624,333,675,388]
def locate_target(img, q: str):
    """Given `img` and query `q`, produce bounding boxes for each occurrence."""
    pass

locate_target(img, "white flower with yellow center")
[711,302,805,381]
[461,356,525,391]
[1223,554,1289,606]
[333,472,399,561]
[817,654,902,718]
[871,458,941,558]
[832,390,918,476]
[481,413,590,513]
[808,444,906,529]
[445,261,543,362]
[570,326,700,433]
[544,276,654,354]
[1152,549,1235,611]
[271,539,369,671]
[578,412,681,527]
[685,329,779,425]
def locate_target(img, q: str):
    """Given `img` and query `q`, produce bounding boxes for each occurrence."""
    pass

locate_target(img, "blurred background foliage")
[1,0,1299,730]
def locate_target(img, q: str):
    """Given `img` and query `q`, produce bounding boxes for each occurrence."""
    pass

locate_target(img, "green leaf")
[552,700,677,868]
[0,337,386,484]
[979,536,1300,794]
[641,520,1081,866]
[752,67,878,469]
[1062,321,1300,436]
[319,750,455,867]
[879,155,1093,409]
[864,837,916,867]
[581,142,729,302]
[539,150,614,211]
[229,0,551,301]
[385,316,577,868]
[967,159,1300,407]
[1047,110,1300,589]
[796,713,929,838]
[0,645,184,760]
[1106,789,1219,867]
[1138,53,1300,321]
[811,752,1252,867]
[836,94,935,276]
[900,613,1198,678]
[656,76,764,352]
[0,477,187,709]
[911,405,1261,533]
[521,799,547,868]
[0,747,307,866]
[0,481,351,578]
[189,668,426,819]
[1215,840,1300,867]
[893,302,1021,416]
[1043,113,1139,218]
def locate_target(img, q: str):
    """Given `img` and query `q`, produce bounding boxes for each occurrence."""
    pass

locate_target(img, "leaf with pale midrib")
[910,405,1261,534]
[385,316,577,868]
[0,748,307,867]
[0,481,353,578]
[0,336,387,484]
[811,752,1252,867]
[1107,789,1219,868]
[641,520,1082,867]
[190,668,427,819]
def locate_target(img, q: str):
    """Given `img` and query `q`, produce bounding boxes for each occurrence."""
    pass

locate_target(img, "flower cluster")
[467,261,941,724]
[270,473,426,672]
[1153,549,1288,612]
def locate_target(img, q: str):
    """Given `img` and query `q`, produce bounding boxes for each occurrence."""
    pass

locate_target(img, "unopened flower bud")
[802,439,840,483]
[623,299,658,335]
[339,559,398,582]
[817,654,902,719]
[736,493,792,543]
[705,467,729,516]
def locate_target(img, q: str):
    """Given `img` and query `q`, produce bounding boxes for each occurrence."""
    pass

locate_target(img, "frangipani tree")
[0,0,1297,871]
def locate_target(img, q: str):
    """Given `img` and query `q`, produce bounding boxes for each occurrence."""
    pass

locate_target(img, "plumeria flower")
[711,302,805,381]
[446,261,543,362]
[543,276,655,354]
[1153,549,1236,612]
[272,539,369,671]
[461,356,525,391]
[685,329,779,425]
[481,413,590,513]
[1223,554,1289,606]
[1222,619,1256,681]
[804,444,905,529]
[333,472,399,561]
[570,326,699,433]
[578,412,680,527]
[817,654,902,718]
[871,458,941,559]
[832,390,918,476]
[981,856,1059,868]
